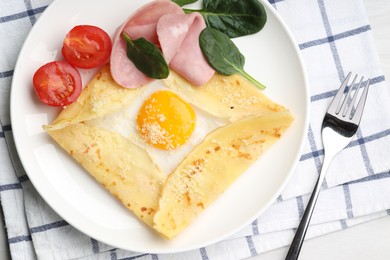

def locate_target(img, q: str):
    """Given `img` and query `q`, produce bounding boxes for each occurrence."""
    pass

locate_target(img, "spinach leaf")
[200,28,266,90]
[171,0,198,7]
[121,32,169,79]
[184,0,267,38]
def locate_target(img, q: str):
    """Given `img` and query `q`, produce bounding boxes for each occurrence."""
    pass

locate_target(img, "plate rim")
[10,0,310,254]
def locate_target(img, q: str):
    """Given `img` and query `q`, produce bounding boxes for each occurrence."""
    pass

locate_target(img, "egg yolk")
[136,90,196,150]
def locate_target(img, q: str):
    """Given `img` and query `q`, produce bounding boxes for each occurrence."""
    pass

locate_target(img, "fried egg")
[85,80,227,174]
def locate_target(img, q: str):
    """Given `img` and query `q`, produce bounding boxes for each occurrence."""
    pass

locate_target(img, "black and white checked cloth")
[1,0,390,259]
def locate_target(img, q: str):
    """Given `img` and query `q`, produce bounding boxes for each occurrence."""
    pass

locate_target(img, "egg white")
[85,80,227,175]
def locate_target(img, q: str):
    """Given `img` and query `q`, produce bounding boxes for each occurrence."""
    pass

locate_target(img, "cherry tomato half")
[62,25,112,69]
[32,61,82,107]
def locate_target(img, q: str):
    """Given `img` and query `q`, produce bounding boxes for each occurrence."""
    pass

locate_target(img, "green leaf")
[171,0,198,7]
[121,32,169,79]
[184,0,267,38]
[200,27,266,90]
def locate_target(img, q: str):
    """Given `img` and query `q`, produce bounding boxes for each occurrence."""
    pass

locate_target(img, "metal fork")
[285,72,370,260]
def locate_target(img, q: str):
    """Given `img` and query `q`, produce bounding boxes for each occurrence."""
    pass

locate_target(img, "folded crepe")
[44,65,294,238]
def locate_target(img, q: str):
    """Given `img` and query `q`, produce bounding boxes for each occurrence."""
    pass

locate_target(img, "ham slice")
[157,13,215,86]
[110,0,215,88]
[121,0,184,45]
[110,0,183,88]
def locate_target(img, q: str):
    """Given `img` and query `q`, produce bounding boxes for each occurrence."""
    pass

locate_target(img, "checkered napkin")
[1,0,390,259]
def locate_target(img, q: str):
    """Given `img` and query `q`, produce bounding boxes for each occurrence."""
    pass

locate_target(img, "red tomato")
[32,61,82,107]
[62,25,112,69]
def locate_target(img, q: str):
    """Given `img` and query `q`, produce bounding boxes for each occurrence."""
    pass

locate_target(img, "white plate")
[10,0,309,254]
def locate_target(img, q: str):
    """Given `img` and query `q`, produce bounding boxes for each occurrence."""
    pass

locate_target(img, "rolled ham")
[157,12,215,86]
[110,0,183,88]
[110,0,215,88]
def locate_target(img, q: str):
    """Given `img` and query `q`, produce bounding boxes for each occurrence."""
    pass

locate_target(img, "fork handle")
[285,154,333,260]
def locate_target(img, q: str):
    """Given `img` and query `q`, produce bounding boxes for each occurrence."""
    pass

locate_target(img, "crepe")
[163,70,287,122]
[46,122,165,226]
[44,65,294,238]
[45,66,145,131]
[153,111,293,238]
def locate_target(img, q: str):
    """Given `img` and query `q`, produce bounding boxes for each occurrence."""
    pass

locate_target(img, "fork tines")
[328,72,370,125]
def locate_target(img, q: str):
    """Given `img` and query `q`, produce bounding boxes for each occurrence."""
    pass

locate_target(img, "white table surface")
[1,0,389,259]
